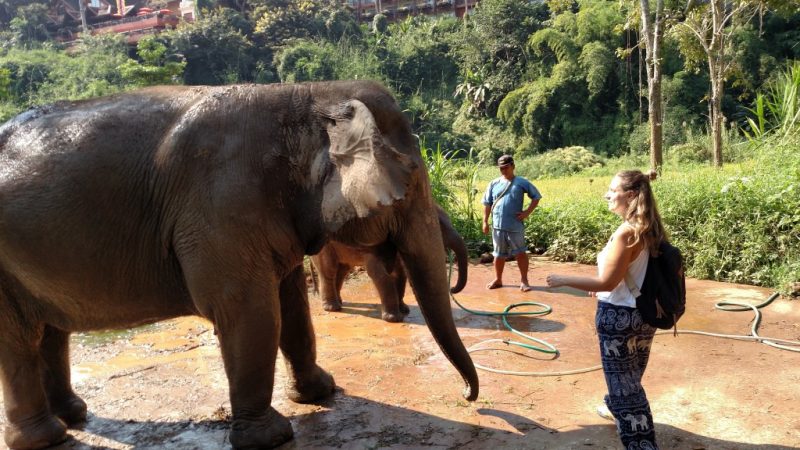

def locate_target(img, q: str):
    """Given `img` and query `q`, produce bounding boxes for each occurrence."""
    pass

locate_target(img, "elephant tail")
[308,257,320,295]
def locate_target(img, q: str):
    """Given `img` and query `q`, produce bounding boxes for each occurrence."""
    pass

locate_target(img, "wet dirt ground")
[1,257,799,450]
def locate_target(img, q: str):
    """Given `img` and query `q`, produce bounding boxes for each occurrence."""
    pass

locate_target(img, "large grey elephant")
[0,81,478,450]
[310,204,468,322]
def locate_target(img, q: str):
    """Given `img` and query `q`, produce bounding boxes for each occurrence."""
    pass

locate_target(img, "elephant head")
[311,83,478,401]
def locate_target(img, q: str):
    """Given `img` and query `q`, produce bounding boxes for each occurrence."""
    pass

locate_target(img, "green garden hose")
[446,254,800,377]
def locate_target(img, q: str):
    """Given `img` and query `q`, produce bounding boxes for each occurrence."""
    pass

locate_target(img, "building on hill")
[48,0,195,45]
[344,0,479,22]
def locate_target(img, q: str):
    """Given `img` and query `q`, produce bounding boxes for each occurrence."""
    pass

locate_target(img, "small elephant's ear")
[321,99,416,232]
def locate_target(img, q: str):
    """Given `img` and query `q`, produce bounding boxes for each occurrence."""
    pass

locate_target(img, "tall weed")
[420,142,488,252]
[744,60,800,145]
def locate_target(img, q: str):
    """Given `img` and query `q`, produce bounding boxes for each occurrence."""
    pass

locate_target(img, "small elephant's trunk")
[437,208,468,294]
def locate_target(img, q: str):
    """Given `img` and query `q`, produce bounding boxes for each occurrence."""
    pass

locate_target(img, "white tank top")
[595,238,649,308]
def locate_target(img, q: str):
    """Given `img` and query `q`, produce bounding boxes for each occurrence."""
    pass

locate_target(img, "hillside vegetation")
[1,0,798,291]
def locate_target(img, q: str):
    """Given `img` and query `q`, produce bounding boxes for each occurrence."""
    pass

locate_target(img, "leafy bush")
[118,36,185,87]
[655,159,799,290]
[514,146,605,179]
[0,36,130,109]
[166,8,254,85]
[526,198,617,261]
[628,106,697,155]
[452,114,516,163]
[668,141,709,163]
[275,40,335,82]
[0,100,19,122]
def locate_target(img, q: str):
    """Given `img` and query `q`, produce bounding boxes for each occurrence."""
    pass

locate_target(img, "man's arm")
[516,179,541,221]
[481,181,495,234]
[516,198,539,220]
[482,204,491,234]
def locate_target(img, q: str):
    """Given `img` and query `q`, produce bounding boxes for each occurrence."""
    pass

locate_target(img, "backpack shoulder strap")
[490,178,515,213]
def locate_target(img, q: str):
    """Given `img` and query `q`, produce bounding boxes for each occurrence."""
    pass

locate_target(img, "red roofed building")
[344,0,479,22]
[48,0,195,44]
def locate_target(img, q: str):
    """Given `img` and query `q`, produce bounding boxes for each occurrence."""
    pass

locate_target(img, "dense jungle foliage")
[0,0,798,292]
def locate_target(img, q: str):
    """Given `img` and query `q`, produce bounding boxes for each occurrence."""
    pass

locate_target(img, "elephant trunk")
[398,207,478,401]
[437,208,468,294]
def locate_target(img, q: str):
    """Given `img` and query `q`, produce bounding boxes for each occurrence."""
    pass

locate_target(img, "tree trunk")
[640,0,665,172]
[707,0,726,168]
[708,57,725,167]
[79,0,88,34]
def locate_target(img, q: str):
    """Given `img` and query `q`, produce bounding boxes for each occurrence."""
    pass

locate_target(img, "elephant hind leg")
[0,321,67,449]
[40,325,87,428]
[279,266,335,404]
[317,263,348,312]
[394,264,410,315]
[365,256,406,323]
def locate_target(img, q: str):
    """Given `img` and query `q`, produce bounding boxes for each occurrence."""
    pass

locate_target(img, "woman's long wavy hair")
[618,170,666,255]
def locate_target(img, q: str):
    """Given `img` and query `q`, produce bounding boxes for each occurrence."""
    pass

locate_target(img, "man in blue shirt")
[482,155,542,292]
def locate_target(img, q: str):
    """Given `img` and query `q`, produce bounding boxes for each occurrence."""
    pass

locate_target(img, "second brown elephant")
[311,206,468,322]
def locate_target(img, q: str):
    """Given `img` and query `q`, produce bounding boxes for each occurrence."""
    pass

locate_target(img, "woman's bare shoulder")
[612,223,638,247]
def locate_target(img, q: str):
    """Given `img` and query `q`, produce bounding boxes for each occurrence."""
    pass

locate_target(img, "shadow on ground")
[50,392,794,450]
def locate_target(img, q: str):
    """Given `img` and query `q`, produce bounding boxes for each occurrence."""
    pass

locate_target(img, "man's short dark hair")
[497,154,514,167]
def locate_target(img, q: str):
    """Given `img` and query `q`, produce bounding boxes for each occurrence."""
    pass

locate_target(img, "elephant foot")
[322,299,342,312]
[286,365,336,404]
[4,412,68,450]
[381,310,406,323]
[230,407,293,450]
[50,394,87,428]
[399,302,410,314]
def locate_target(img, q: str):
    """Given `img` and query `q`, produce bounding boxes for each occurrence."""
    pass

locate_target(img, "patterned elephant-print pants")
[596,301,658,450]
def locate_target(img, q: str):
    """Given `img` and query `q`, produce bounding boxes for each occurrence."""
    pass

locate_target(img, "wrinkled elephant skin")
[0,81,478,450]
[311,205,469,322]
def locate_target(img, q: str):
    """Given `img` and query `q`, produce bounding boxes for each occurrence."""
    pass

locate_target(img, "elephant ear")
[321,99,416,232]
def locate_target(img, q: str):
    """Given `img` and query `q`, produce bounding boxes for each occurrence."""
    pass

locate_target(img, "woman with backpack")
[546,169,665,450]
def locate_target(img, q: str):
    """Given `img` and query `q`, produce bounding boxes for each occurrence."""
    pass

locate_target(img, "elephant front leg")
[1,332,68,450]
[365,256,406,323]
[208,285,293,449]
[279,266,335,403]
[40,326,87,427]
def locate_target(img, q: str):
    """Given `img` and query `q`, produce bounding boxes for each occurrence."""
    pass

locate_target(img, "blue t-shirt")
[482,176,542,232]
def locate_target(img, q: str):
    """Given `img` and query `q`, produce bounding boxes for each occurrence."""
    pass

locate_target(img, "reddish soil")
[1,257,798,449]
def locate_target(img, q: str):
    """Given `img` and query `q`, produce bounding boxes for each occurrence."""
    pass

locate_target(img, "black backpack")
[626,240,686,333]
